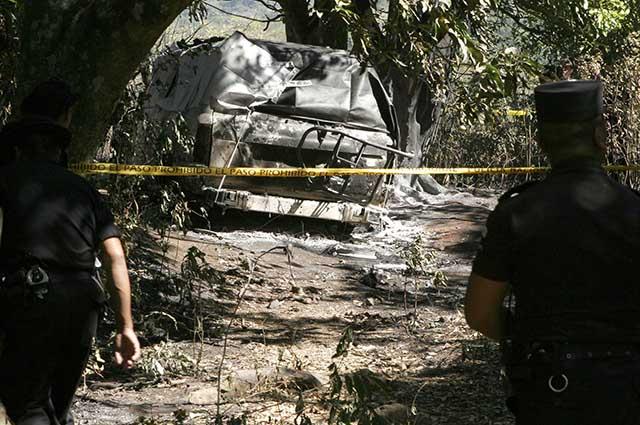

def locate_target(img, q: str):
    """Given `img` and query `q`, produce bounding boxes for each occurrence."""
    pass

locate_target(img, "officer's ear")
[59,107,74,129]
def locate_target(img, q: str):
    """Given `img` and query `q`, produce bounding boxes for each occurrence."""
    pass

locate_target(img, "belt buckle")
[25,265,49,299]
[548,374,569,393]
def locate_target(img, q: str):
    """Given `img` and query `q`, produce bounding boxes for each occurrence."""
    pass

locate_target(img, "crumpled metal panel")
[146,31,394,136]
[213,189,385,225]
[204,111,393,154]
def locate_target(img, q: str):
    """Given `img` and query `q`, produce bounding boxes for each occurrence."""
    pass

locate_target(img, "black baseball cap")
[535,80,603,122]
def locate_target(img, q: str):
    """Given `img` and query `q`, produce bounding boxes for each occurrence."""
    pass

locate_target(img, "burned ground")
[74,187,512,424]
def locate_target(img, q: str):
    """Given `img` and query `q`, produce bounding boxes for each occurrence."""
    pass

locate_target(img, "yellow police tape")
[506,109,529,117]
[68,162,640,177]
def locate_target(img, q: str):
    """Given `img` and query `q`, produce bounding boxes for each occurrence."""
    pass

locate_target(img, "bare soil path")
[74,188,513,425]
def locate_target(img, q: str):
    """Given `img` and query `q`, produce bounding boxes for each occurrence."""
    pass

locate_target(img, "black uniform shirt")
[0,160,120,271]
[473,158,640,342]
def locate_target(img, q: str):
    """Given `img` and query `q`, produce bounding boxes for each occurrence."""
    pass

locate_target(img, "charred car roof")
[147,31,397,136]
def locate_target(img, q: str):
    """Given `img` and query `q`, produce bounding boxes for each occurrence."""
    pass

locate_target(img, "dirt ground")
[73,187,513,425]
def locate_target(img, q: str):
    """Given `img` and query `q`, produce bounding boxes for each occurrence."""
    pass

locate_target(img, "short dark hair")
[20,79,78,119]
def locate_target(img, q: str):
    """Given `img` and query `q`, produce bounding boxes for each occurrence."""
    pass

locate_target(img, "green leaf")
[332,327,353,358]
[438,0,452,9]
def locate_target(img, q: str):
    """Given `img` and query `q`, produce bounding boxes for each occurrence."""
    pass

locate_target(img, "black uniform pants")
[511,356,640,425]
[0,277,103,425]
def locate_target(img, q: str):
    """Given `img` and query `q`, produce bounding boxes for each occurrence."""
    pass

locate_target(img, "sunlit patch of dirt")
[73,191,512,425]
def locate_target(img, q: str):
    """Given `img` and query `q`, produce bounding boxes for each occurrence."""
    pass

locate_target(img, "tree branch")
[497,4,548,38]
[18,0,195,160]
[204,1,282,24]
[350,0,383,57]
[254,0,282,13]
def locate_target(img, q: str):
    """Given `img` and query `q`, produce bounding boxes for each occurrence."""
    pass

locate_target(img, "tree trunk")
[279,0,439,182]
[277,0,348,49]
[351,0,436,168]
[395,73,439,162]
[17,0,192,161]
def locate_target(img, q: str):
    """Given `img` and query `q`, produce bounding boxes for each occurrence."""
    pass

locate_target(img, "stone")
[276,367,323,390]
[221,367,323,399]
[374,403,415,424]
[291,285,305,296]
[267,299,285,309]
[188,387,220,405]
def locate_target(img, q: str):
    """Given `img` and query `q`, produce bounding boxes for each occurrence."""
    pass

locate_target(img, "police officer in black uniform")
[0,80,141,425]
[465,80,640,424]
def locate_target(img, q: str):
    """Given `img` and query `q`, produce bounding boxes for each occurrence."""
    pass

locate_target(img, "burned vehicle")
[147,31,411,225]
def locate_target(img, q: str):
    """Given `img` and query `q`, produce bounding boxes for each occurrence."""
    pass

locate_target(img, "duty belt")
[527,342,640,361]
[508,341,640,394]
[0,268,94,287]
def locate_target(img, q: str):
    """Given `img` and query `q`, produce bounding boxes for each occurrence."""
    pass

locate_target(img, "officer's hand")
[114,328,141,369]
